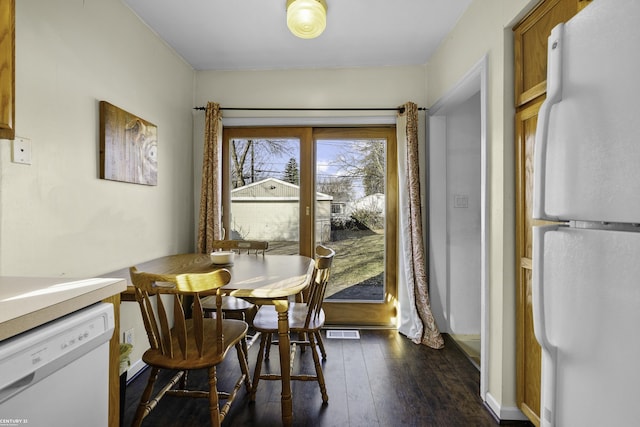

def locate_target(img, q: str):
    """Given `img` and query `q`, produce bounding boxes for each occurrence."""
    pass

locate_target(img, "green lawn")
[268,229,385,299]
[324,230,384,297]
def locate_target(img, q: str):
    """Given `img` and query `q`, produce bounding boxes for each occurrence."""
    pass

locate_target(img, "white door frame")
[428,54,489,399]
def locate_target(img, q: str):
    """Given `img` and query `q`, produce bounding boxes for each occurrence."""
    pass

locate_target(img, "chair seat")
[142,318,248,370]
[252,303,325,332]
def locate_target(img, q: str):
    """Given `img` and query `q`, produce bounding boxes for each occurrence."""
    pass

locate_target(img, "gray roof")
[232,178,332,201]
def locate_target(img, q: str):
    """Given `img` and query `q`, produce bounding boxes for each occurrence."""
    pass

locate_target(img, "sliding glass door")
[222,127,396,326]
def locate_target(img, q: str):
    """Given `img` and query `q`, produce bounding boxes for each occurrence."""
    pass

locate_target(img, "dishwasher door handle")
[0,372,36,404]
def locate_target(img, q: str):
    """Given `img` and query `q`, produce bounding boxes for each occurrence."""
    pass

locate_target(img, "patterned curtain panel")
[197,102,223,254]
[397,102,444,349]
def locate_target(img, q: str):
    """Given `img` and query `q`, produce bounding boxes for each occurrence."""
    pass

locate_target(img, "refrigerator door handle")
[533,24,564,221]
[532,225,560,427]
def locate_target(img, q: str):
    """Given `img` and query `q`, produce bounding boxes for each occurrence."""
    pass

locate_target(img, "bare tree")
[317,176,352,201]
[231,139,293,188]
[334,140,385,196]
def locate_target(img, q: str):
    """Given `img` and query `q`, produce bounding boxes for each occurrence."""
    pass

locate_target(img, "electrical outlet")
[124,328,134,345]
[12,137,32,165]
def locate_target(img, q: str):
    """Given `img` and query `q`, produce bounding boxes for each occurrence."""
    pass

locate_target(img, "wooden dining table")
[115,252,315,426]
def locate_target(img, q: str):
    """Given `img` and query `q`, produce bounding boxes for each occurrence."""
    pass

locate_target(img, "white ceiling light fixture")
[286,0,327,39]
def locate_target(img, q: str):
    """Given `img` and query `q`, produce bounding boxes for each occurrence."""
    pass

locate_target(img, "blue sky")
[236,138,379,199]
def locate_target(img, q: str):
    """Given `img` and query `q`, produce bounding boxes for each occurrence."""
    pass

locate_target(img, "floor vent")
[326,330,360,339]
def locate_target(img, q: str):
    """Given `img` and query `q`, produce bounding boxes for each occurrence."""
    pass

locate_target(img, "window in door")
[315,137,385,302]
[222,127,310,255]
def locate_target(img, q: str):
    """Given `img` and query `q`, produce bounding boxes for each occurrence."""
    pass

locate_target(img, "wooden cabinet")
[513,0,591,425]
[0,0,14,140]
[514,0,580,107]
[514,98,544,424]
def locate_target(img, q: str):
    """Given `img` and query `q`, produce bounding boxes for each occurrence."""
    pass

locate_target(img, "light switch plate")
[454,194,469,208]
[12,137,32,165]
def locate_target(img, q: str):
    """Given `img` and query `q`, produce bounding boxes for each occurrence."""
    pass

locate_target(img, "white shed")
[230,178,333,241]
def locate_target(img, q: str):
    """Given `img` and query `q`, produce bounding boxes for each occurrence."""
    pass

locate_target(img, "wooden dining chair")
[129,266,251,427]
[202,240,269,353]
[250,245,335,404]
[263,244,333,360]
[203,240,269,319]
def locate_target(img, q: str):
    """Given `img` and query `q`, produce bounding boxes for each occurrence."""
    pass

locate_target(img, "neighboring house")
[331,201,347,217]
[230,177,333,241]
[329,193,349,223]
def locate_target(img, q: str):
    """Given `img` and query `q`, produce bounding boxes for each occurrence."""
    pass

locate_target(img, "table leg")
[274,299,293,426]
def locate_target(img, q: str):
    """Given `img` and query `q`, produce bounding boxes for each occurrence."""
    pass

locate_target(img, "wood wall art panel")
[99,101,158,186]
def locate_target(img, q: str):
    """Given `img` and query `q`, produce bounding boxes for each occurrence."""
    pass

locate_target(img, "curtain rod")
[193,106,426,113]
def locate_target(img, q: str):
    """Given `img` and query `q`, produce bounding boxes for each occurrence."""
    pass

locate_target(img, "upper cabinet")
[577,0,593,11]
[0,0,14,140]
[513,0,584,107]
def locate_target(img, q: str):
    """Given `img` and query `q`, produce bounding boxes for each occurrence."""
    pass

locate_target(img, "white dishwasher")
[0,302,114,426]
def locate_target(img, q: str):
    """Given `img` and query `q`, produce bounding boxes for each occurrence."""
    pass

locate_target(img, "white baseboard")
[125,358,147,381]
[485,392,529,421]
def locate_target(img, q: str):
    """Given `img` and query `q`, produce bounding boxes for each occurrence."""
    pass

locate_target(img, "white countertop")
[0,276,126,341]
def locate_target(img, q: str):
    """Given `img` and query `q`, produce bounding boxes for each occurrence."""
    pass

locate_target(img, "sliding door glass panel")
[316,138,386,302]
[228,137,300,255]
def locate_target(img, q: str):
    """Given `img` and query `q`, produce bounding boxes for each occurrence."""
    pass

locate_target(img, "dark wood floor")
[122,330,533,426]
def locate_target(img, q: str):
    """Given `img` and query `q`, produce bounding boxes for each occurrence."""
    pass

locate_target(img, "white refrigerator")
[532,0,640,426]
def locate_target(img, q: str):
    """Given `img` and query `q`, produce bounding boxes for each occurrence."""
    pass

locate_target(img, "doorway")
[437,91,482,368]
[428,55,488,397]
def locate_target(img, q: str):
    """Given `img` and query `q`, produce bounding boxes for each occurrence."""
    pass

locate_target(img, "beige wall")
[195,66,427,116]
[426,0,536,418]
[2,0,195,373]
[192,65,428,242]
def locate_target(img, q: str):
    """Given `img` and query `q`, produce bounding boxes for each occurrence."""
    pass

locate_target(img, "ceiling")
[122,0,472,71]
